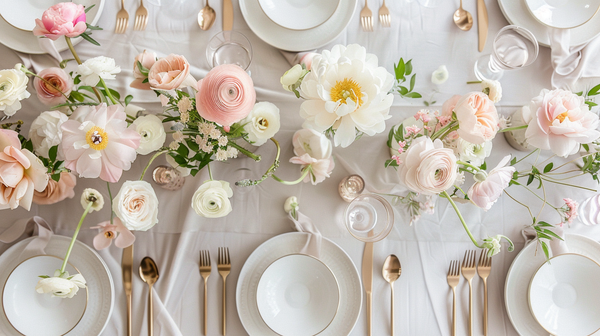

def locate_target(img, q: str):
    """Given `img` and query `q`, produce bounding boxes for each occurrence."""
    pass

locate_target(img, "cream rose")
[132,115,166,155]
[191,180,233,218]
[77,56,121,86]
[243,102,281,146]
[113,181,159,231]
[29,111,68,158]
[0,64,30,116]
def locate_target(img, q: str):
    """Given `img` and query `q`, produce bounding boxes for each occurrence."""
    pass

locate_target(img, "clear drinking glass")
[338,174,366,202]
[474,25,539,81]
[345,194,394,243]
[206,31,253,71]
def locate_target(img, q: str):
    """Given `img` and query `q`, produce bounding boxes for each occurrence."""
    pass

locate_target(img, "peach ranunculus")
[523,89,600,157]
[33,172,76,205]
[33,67,73,106]
[147,54,196,91]
[289,129,335,185]
[33,3,87,41]
[130,50,157,90]
[454,92,499,145]
[91,218,135,250]
[467,155,515,210]
[0,129,49,211]
[196,64,256,131]
[396,137,457,195]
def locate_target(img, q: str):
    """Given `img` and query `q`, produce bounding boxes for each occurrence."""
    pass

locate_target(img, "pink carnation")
[33,3,87,41]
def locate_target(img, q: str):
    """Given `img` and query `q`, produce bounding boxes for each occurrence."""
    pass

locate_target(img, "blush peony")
[454,92,499,144]
[467,155,515,210]
[33,2,87,40]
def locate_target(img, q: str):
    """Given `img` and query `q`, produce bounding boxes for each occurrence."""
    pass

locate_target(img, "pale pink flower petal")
[467,155,515,210]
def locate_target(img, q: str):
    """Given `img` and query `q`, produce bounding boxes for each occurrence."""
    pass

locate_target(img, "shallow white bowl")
[257,0,339,31]
[257,254,340,336]
[525,0,600,29]
[0,0,66,31]
[528,253,600,336]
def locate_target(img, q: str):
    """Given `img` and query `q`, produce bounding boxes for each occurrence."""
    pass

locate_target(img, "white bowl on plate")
[257,254,340,336]
[257,0,340,31]
[528,253,600,336]
[525,0,600,29]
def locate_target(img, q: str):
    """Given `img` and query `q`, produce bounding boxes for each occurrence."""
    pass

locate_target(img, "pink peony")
[524,89,600,157]
[441,94,461,117]
[467,155,515,210]
[196,64,256,131]
[33,172,76,205]
[148,54,196,90]
[289,129,335,185]
[61,104,141,183]
[130,50,157,90]
[33,67,73,106]
[33,3,87,41]
[91,218,135,250]
[454,92,499,144]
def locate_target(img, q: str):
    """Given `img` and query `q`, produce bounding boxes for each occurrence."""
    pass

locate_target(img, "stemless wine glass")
[474,25,539,81]
[345,194,394,243]
[206,31,253,71]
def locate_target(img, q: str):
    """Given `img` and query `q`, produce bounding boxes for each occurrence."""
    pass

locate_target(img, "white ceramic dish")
[237,233,362,335]
[257,254,340,336]
[525,0,600,29]
[257,0,340,31]
[498,0,600,47]
[0,0,104,54]
[0,235,114,336]
[0,0,64,31]
[239,0,357,52]
[505,234,600,335]
[528,253,600,336]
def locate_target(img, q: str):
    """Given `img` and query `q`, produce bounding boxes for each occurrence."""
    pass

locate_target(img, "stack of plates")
[239,0,357,52]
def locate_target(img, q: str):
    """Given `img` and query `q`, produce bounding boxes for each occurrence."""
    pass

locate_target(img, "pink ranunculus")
[441,94,461,117]
[60,103,141,183]
[91,218,135,250]
[147,54,196,90]
[33,172,76,205]
[33,67,73,106]
[467,155,515,211]
[196,64,256,131]
[33,3,87,41]
[454,92,499,144]
[289,129,335,185]
[130,50,157,90]
[524,89,600,157]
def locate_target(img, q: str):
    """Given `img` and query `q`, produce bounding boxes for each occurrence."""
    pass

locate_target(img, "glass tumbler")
[206,31,253,71]
[345,194,394,243]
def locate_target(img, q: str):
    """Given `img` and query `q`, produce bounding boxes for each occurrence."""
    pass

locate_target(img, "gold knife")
[122,244,134,336]
[477,0,488,52]
[362,242,374,336]
[223,0,233,31]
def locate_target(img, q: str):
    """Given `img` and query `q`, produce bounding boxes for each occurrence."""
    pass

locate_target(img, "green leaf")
[385,159,399,168]
[542,229,564,241]
[585,101,598,109]
[409,74,416,91]
[510,157,517,165]
[582,143,590,152]
[575,91,584,96]
[22,139,33,152]
[543,162,553,173]
[38,275,50,279]
[536,221,553,228]
[405,60,413,76]
[541,241,550,260]
[480,161,487,170]
[190,169,199,177]
[398,86,409,95]
[588,83,600,96]
[185,137,199,152]
[527,174,534,186]
[48,145,58,162]
[172,154,187,166]
[70,91,85,102]
[395,58,405,81]
[84,4,96,12]
[176,143,189,158]
[162,116,180,123]
[536,232,554,240]
[53,160,63,172]
[124,95,133,106]
[136,61,150,76]
[79,33,100,46]
[394,125,405,142]
[85,23,102,31]
[386,126,395,148]
[424,101,429,106]
[404,92,422,98]
[51,173,61,182]
[108,88,120,100]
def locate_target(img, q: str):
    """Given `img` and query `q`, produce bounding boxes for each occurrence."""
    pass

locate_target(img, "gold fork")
[218,247,231,336]
[477,250,492,336]
[115,0,129,34]
[462,250,477,336]
[360,0,373,32]
[379,0,390,27]
[199,250,211,335]
[447,260,460,336]
[133,0,148,31]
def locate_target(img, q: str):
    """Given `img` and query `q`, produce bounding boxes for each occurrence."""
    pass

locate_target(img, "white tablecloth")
[1,0,599,335]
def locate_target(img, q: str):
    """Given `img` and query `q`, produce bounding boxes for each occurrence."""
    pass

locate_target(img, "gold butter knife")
[223,0,233,31]
[362,242,373,336]
[122,244,134,336]
[477,0,488,52]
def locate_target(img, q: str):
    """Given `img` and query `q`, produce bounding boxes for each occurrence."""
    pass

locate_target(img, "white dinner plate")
[505,234,600,336]
[240,0,357,52]
[257,254,340,336]
[257,0,340,31]
[0,0,67,31]
[237,233,362,335]
[525,0,600,29]
[0,0,104,54]
[498,0,600,47]
[0,235,114,336]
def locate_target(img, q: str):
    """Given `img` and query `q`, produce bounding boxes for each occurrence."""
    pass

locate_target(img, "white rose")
[284,196,298,213]
[243,102,281,146]
[29,111,68,158]
[113,181,159,231]
[166,154,191,177]
[431,65,449,85]
[191,180,233,218]
[481,79,502,103]
[456,138,492,167]
[132,115,166,155]
[81,188,104,212]
[77,56,121,86]
[281,64,305,91]
[35,270,86,299]
[0,64,30,116]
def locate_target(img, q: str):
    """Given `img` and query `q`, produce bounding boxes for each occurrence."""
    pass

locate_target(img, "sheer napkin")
[288,210,322,259]
[0,216,53,257]
[550,28,600,90]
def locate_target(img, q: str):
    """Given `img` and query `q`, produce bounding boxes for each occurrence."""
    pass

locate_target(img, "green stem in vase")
[272,166,312,186]
[207,162,213,180]
[140,150,168,181]
[60,201,93,274]
[228,141,261,162]
[441,191,483,248]
[498,125,528,133]
[235,138,281,187]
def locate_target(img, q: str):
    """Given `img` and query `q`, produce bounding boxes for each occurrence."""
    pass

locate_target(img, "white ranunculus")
[243,102,281,146]
[281,64,306,92]
[132,115,166,155]
[431,65,449,85]
[113,181,159,231]
[191,180,233,218]
[456,138,492,167]
[29,111,68,158]
[481,79,502,103]
[36,270,86,299]
[166,154,191,177]
[77,56,121,86]
[81,188,104,212]
[0,64,30,116]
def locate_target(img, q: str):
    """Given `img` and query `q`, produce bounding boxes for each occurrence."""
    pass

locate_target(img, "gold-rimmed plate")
[257,0,340,31]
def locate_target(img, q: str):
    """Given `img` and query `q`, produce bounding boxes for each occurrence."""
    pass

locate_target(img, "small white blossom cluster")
[177,96,192,123]
[195,122,238,161]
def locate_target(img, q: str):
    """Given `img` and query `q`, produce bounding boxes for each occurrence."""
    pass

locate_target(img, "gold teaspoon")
[453,0,473,31]
[382,254,402,336]
[139,257,160,336]
[198,0,216,31]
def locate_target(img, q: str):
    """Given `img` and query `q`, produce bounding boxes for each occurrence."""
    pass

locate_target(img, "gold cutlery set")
[199,247,231,335]
[360,0,391,31]
[115,0,148,34]
[452,0,488,51]
[198,0,234,31]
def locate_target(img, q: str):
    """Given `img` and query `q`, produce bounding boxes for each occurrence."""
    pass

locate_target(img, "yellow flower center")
[555,112,569,123]
[86,126,109,151]
[330,78,363,106]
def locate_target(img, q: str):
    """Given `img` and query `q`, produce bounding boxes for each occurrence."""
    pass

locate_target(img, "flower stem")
[499,125,528,133]
[441,191,483,248]
[228,141,261,161]
[431,120,458,140]
[207,162,213,180]
[272,166,312,185]
[235,138,281,187]
[466,81,482,84]
[140,150,168,181]
[60,201,93,274]
[99,78,118,105]
[107,182,113,224]
[512,148,539,165]
[457,160,483,172]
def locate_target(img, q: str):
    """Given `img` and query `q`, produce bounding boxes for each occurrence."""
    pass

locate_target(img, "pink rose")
[467,155,515,210]
[289,129,335,185]
[33,67,73,106]
[33,3,87,41]
[33,172,76,205]
[91,218,135,250]
[441,94,461,117]
[148,54,196,90]
[196,64,256,131]
[524,89,600,157]
[130,50,157,90]
[454,92,499,144]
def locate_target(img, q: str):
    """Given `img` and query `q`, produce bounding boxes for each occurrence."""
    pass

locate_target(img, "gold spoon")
[198,0,216,31]
[139,257,160,336]
[453,0,473,31]
[382,254,402,336]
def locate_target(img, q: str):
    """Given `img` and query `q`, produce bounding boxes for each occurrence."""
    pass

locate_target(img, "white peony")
[77,56,121,86]
[456,138,493,167]
[80,188,104,212]
[191,180,233,218]
[299,44,394,148]
[0,64,30,116]
[36,270,86,299]
[132,115,166,155]
[243,102,281,146]
[113,181,159,231]
[29,111,68,158]
[481,79,502,103]
[431,65,449,85]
